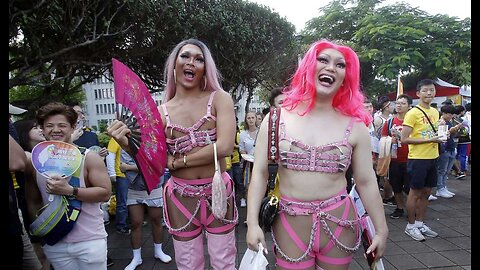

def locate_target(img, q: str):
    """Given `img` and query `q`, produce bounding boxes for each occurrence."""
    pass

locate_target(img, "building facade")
[81,76,266,130]
[81,75,163,130]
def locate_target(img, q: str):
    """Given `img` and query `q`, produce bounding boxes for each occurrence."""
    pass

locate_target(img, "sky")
[246,0,471,32]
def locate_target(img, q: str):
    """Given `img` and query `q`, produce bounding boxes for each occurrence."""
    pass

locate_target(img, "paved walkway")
[106,172,471,270]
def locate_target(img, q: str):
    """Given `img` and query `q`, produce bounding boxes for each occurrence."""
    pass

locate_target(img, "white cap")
[9,104,27,115]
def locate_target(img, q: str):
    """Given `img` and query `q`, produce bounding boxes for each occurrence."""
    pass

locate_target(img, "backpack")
[376,117,394,177]
[373,116,386,139]
[376,136,392,177]
[387,118,394,137]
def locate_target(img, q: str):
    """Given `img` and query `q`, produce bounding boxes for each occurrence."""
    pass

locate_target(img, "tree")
[9,0,299,113]
[302,0,471,98]
[9,0,134,104]
[9,78,85,119]
[98,120,108,133]
[125,0,298,112]
[97,132,110,147]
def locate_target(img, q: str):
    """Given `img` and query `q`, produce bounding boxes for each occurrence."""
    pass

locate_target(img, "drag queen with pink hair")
[246,40,388,270]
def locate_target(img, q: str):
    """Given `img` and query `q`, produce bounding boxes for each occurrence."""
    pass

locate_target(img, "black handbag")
[258,107,280,232]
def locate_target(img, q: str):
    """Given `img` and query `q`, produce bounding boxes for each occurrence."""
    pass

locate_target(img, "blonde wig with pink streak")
[282,40,372,126]
[163,39,223,101]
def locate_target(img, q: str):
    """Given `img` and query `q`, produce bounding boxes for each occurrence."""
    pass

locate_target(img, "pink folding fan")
[112,58,167,193]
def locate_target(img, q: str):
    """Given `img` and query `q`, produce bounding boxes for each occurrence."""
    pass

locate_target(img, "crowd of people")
[8,37,471,270]
[366,81,471,242]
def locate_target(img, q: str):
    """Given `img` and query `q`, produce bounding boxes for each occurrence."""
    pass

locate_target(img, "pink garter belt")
[272,189,361,269]
[163,172,238,237]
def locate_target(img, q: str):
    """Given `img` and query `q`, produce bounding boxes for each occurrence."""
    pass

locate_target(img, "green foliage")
[97,132,111,148]
[98,120,108,133]
[10,0,299,109]
[9,0,470,103]
[302,0,470,98]
[9,82,85,119]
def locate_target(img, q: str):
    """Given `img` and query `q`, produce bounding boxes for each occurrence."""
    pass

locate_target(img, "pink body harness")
[273,191,361,269]
[161,91,237,237]
[278,118,355,173]
[163,172,238,237]
[161,91,217,156]
[273,118,362,269]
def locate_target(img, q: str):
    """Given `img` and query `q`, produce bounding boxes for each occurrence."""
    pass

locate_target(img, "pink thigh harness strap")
[163,172,238,237]
[272,189,361,269]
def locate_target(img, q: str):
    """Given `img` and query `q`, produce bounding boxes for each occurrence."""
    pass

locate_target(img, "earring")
[173,69,177,85]
[203,76,207,91]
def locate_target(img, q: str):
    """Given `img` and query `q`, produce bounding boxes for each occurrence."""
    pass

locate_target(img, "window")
[96,105,99,114]
[94,89,98,99]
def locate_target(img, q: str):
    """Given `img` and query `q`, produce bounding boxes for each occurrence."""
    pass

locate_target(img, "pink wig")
[163,39,223,101]
[282,40,372,126]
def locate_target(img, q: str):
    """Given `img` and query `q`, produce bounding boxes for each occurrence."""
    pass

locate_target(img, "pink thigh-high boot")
[206,229,237,270]
[172,234,205,270]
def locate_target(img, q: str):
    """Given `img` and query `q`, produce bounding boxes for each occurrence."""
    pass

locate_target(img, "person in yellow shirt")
[401,79,443,242]
[106,137,130,234]
[228,121,245,207]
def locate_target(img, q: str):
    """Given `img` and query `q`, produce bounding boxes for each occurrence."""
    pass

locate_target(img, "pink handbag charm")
[212,143,227,219]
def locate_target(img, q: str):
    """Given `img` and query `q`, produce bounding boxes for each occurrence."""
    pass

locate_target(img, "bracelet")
[68,186,78,199]
[73,186,78,198]
[183,155,188,168]
[171,158,176,170]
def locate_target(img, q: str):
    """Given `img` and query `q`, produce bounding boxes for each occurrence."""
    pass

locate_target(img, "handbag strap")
[268,107,281,162]
[414,106,436,133]
[266,107,281,191]
[213,142,220,172]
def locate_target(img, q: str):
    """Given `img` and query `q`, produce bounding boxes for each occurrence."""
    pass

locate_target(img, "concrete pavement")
[106,172,471,270]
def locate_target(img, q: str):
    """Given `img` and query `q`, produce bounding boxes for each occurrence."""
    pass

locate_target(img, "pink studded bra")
[161,91,217,155]
[278,117,355,173]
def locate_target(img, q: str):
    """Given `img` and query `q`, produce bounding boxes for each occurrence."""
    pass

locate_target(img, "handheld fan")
[112,58,167,194]
[31,141,83,201]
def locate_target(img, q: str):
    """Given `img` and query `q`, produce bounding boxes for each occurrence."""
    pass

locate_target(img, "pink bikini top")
[279,118,355,173]
[161,91,217,155]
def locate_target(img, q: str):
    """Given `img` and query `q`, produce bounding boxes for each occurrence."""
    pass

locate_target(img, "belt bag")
[30,174,82,246]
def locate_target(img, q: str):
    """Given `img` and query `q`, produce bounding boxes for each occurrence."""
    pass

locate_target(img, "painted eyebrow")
[180,50,204,57]
[318,53,345,62]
